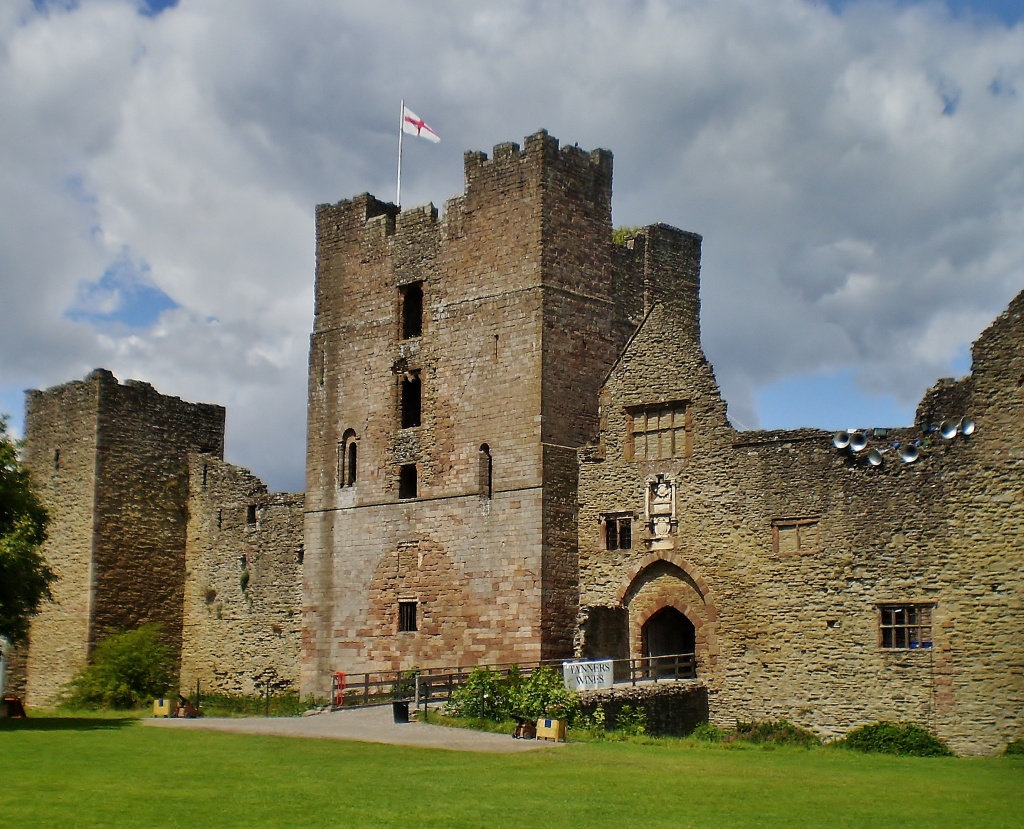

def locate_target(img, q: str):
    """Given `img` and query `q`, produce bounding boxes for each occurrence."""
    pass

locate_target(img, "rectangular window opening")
[398,600,418,632]
[400,373,422,428]
[626,401,692,461]
[879,603,934,650]
[604,515,633,551]
[398,464,418,499]
[772,517,821,555]
[246,504,257,526]
[399,281,424,340]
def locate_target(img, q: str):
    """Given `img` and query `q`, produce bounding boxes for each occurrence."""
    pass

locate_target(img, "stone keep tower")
[303,130,702,696]
[21,369,225,706]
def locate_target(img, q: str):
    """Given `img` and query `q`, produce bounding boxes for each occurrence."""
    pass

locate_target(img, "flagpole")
[396,99,404,208]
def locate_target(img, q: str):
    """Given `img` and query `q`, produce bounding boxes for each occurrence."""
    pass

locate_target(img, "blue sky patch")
[66,253,178,330]
[32,0,179,17]
[823,0,1024,25]
[754,369,916,432]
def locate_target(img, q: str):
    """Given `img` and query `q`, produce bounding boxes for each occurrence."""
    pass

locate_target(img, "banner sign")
[562,659,614,691]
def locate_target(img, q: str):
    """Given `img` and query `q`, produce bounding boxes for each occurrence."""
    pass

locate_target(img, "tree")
[0,414,55,644]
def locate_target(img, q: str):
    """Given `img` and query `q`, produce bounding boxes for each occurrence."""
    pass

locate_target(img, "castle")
[14,131,1022,755]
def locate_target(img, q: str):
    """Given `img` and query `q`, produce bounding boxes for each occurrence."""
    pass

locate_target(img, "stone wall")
[577,290,1024,756]
[181,455,303,695]
[580,682,709,737]
[302,131,690,697]
[20,369,225,706]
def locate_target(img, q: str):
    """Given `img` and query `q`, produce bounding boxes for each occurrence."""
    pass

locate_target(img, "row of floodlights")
[832,417,976,466]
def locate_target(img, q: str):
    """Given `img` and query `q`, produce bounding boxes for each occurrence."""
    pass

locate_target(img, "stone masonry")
[577,289,1024,756]
[13,131,1021,755]
[21,369,225,706]
[303,130,700,698]
[180,454,303,696]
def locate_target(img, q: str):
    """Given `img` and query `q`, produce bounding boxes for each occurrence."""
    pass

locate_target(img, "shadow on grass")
[0,717,137,732]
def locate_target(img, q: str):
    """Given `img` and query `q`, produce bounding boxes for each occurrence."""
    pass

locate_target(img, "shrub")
[730,719,821,747]
[507,666,579,723]
[1005,740,1024,756]
[690,722,726,742]
[444,666,580,724]
[61,624,174,709]
[615,704,647,736]
[838,721,953,757]
[444,667,510,721]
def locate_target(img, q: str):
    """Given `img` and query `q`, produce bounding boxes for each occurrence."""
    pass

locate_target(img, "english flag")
[402,106,440,143]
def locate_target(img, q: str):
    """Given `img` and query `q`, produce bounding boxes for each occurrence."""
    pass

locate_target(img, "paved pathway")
[144,705,565,754]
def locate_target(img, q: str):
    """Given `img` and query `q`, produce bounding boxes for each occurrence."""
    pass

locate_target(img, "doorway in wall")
[641,606,696,677]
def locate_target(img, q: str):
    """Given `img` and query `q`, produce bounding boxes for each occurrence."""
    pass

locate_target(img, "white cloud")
[1,0,1022,490]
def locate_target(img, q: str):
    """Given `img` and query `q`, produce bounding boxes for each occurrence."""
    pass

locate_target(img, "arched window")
[479,444,492,498]
[340,429,358,487]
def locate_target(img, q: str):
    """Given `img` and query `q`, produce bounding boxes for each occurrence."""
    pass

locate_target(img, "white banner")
[562,659,614,691]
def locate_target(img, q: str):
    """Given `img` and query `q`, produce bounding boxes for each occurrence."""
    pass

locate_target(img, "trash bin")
[392,700,410,724]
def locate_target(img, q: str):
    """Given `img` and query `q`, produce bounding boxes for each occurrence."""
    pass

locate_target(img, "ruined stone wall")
[20,369,225,707]
[181,455,303,695]
[577,292,1024,755]
[20,373,100,706]
[90,375,225,666]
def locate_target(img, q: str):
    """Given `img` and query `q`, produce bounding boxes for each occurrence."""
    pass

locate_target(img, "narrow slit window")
[246,504,257,526]
[400,281,424,340]
[479,444,493,498]
[340,429,358,487]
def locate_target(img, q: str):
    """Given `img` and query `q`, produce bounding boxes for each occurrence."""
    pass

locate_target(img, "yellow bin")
[536,718,566,742]
[153,698,176,717]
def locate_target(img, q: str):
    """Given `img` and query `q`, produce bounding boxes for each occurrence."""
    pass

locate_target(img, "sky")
[1,0,1022,492]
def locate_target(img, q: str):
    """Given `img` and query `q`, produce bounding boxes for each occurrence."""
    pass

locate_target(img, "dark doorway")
[641,607,696,678]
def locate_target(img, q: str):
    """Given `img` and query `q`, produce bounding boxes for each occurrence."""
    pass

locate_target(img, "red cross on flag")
[402,106,440,143]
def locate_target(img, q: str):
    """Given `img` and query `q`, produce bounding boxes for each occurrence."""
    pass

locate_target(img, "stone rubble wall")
[577,293,1024,755]
[579,682,710,737]
[181,455,303,696]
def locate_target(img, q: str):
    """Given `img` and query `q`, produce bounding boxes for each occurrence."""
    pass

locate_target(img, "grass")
[1,715,1021,828]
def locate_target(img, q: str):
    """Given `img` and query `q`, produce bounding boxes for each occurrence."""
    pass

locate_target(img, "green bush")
[1005,739,1024,756]
[444,667,511,720]
[729,719,821,747]
[838,721,953,757]
[444,666,579,724]
[690,722,726,742]
[61,624,174,709]
[615,704,647,736]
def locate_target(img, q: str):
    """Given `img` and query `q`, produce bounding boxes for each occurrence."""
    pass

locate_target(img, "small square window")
[604,516,632,551]
[772,517,820,554]
[398,600,418,632]
[879,604,934,650]
[398,464,418,499]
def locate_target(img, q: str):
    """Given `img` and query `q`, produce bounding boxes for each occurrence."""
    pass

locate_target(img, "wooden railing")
[331,653,697,710]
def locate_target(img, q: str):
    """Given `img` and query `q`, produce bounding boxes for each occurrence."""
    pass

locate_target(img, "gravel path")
[144,704,565,754]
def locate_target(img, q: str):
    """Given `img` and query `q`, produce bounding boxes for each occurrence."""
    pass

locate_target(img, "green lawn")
[1,717,1020,828]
